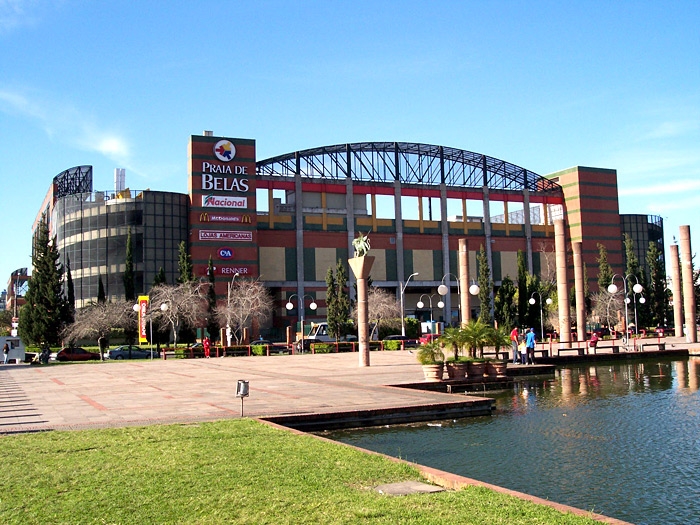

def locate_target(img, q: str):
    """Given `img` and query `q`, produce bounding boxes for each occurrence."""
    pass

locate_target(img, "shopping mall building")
[23,132,664,338]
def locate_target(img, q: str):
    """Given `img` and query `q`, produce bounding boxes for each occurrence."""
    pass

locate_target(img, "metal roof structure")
[257,142,561,195]
[53,165,93,199]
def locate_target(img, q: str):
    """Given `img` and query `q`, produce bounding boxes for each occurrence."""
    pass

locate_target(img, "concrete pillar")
[554,219,571,348]
[440,184,452,320]
[680,225,697,343]
[572,241,586,342]
[670,244,683,338]
[349,255,375,367]
[458,238,470,325]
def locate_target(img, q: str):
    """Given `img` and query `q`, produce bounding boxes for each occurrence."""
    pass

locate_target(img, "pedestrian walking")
[203,336,211,359]
[3,343,10,364]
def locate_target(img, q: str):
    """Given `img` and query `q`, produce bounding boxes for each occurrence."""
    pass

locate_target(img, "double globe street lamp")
[400,272,419,336]
[285,294,318,351]
[529,292,552,340]
[608,274,643,340]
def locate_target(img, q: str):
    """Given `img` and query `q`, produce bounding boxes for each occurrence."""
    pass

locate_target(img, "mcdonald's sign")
[197,213,252,224]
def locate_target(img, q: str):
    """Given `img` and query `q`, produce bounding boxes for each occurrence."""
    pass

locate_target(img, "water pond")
[324,357,700,525]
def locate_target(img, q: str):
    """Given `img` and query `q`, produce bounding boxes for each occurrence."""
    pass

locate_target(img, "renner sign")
[202,195,248,208]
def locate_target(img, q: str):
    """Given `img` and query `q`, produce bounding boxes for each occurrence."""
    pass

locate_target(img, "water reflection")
[326,357,700,525]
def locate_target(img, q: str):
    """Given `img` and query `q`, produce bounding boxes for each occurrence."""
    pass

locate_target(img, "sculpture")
[352,231,371,258]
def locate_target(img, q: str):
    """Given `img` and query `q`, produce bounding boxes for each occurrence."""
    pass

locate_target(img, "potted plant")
[461,319,491,378]
[486,326,510,378]
[440,327,468,379]
[416,341,444,382]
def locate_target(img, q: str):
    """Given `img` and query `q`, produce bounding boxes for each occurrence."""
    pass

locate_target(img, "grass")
[0,419,605,524]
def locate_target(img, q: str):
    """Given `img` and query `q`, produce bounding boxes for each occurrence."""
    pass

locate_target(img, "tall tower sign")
[188,134,257,297]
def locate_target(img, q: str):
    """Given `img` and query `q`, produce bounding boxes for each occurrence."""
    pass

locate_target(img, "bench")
[482,350,510,360]
[556,347,586,357]
[639,342,666,352]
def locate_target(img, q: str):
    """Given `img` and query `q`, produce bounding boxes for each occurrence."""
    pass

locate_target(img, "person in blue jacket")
[525,327,537,365]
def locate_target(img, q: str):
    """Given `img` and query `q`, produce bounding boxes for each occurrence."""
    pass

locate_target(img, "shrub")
[383,340,402,351]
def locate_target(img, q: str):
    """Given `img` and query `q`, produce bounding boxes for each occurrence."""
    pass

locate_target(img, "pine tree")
[153,267,167,287]
[65,256,75,325]
[97,275,106,304]
[477,245,493,325]
[123,227,135,302]
[494,276,516,329]
[646,242,666,327]
[18,219,67,346]
[326,260,350,340]
[206,256,219,342]
[177,241,194,284]
[516,250,528,325]
[623,234,642,283]
[596,243,613,292]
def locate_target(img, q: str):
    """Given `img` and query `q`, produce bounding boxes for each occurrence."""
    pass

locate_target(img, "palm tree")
[461,319,491,358]
[488,325,512,359]
[439,326,465,361]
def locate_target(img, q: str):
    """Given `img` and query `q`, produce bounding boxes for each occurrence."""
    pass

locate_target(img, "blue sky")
[1,0,699,290]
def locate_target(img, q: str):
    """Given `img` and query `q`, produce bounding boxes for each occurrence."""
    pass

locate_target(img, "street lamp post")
[285,294,318,352]
[608,274,643,340]
[400,272,419,336]
[528,292,552,340]
[437,273,462,326]
[416,294,437,327]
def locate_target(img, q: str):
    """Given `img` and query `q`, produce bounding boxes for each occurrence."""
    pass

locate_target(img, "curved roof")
[257,142,561,194]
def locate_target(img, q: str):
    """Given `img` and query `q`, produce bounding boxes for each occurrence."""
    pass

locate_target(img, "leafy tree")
[206,256,219,342]
[596,243,613,292]
[494,276,517,330]
[476,245,493,325]
[439,326,466,361]
[516,250,528,326]
[177,241,194,284]
[18,219,67,347]
[123,227,135,302]
[326,260,351,341]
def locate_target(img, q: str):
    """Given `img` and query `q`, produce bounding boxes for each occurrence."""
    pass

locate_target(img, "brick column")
[670,244,683,338]
[680,225,697,342]
[572,241,586,342]
[554,220,571,348]
[458,238,470,325]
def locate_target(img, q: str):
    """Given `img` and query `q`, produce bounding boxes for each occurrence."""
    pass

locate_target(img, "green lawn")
[0,419,602,524]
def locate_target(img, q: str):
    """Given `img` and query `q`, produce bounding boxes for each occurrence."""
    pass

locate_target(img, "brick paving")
[0,350,492,434]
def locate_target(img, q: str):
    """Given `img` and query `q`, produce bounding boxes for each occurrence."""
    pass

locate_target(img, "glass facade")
[53,191,188,307]
[620,214,665,279]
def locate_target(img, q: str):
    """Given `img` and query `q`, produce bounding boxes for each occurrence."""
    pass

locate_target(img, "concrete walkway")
[0,350,493,434]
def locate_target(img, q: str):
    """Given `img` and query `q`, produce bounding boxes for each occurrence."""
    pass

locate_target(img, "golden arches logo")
[241,214,252,224]
[199,212,210,222]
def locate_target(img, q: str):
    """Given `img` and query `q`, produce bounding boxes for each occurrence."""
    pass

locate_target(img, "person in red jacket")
[510,326,520,364]
[203,336,211,359]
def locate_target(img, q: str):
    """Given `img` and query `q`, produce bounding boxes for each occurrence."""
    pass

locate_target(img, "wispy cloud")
[0,0,40,34]
[644,120,699,140]
[0,87,132,165]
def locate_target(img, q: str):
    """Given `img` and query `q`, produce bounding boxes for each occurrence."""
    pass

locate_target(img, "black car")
[108,345,159,360]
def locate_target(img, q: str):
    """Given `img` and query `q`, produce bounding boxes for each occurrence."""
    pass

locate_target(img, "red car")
[56,347,101,362]
[419,333,441,344]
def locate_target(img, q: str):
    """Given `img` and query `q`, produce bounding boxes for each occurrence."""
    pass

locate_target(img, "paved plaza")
[0,350,492,433]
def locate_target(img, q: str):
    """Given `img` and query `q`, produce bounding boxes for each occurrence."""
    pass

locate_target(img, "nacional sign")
[202,194,248,209]
[198,230,253,241]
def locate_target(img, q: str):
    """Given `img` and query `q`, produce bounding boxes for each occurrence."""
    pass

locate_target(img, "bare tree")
[215,279,272,345]
[352,287,401,339]
[591,291,623,330]
[150,282,207,347]
[62,301,135,359]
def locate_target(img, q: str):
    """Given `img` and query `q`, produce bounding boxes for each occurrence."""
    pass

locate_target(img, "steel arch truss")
[257,142,561,195]
[53,165,93,199]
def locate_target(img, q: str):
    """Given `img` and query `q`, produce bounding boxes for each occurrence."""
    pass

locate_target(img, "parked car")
[382,335,418,348]
[418,333,441,344]
[108,345,159,360]
[591,327,611,337]
[56,347,100,362]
